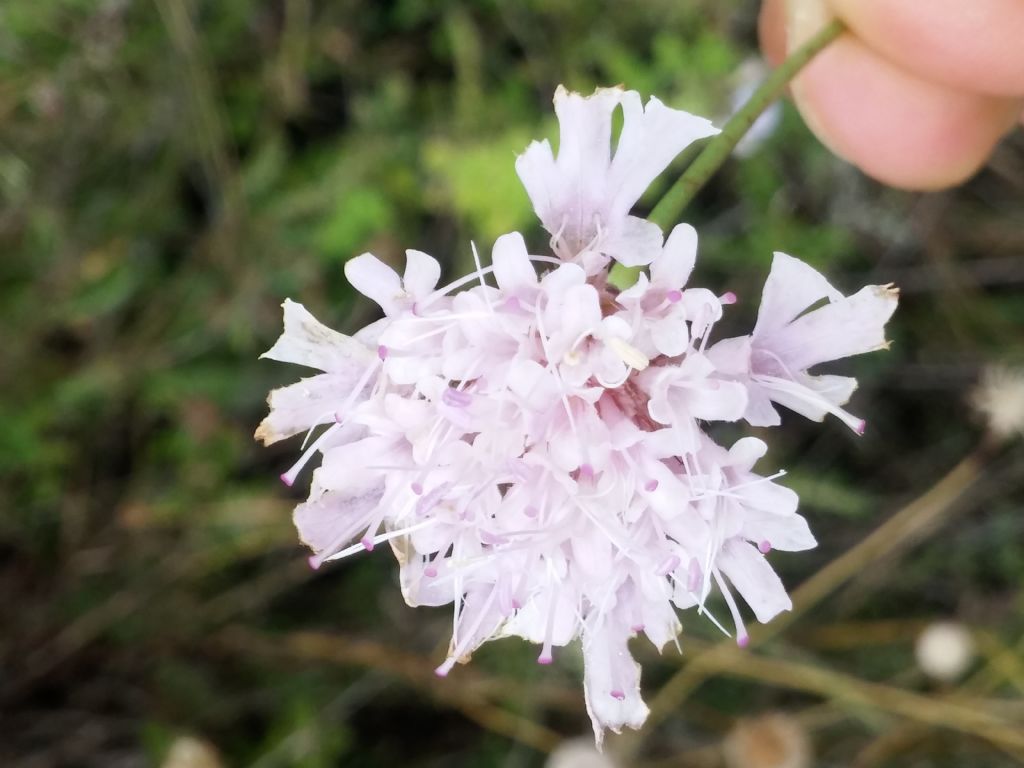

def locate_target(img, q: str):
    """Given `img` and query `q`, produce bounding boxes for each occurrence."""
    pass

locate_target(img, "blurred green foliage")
[2,1,1023,766]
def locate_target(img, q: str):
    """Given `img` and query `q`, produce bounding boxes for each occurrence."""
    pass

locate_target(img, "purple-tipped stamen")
[442,387,473,408]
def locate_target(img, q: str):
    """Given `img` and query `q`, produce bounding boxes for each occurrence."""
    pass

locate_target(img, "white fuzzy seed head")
[915,621,975,682]
[971,366,1024,441]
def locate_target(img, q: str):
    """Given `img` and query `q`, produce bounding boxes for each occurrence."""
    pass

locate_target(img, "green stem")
[648,18,845,231]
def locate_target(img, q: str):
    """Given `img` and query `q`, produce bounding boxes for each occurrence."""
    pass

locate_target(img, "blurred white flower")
[971,366,1024,441]
[915,621,975,682]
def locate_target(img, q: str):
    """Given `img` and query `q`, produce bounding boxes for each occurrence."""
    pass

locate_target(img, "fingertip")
[828,0,1024,97]
[791,35,1021,190]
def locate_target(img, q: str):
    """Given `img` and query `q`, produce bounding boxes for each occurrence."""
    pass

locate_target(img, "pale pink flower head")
[258,87,898,746]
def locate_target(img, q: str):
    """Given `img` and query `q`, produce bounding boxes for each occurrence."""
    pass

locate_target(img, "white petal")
[262,299,372,372]
[344,253,404,315]
[553,85,620,203]
[772,284,899,371]
[727,436,768,470]
[706,335,751,377]
[602,215,663,267]
[756,372,864,431]
[739,507,817,552]
[649,310,689,358]
[743,384,782,427]
[650,223,698,289]
[256,373,357,445]
[717,539,792,624]
[294,483,384,558]
[492,231,537,292]
[402,249,441,298]
[583,622,649,748]
[753,252,843,339]
[607,92,718,221]
[514,139,557,230]
[686,379,749,423]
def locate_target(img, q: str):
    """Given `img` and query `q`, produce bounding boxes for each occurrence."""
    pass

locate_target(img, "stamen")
[666,289,682,303]
[377,344,389,360]
[758,540,772,554]
[713,570,749,648]
[720,291,737,305]
[322,519,438,564]
[470,241,494,313]
[333,357,381,423]
[279,423,341,487]
[608,336,650,371]
[755,374,866,433]
[435,587,499,678]
[537,591,560,664]
[442,387,473,408]
[644,479,659,492]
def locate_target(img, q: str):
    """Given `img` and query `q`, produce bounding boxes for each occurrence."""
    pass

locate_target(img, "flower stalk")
[648,19,845,230]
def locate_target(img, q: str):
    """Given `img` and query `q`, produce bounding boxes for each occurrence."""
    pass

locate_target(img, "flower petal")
[583,620,649,748]
[344,253,404,315]
[294,483,385,560]
[602,215,664,268]
[753,252,844,339]
[607,92,718,221]
[650,223,698,289]
[261,299,373,372]
[770,284,899,371]
[717,539,792,624]
[492,231,537,292]
[403,249,442,298]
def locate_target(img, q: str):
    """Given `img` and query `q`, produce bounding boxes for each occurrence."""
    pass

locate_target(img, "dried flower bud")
[723,713,811,768]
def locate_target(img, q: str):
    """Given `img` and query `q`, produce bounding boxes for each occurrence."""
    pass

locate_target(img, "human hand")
[759,0,1024,189]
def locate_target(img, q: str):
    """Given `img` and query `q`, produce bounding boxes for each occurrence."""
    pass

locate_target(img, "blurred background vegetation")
[2,1,1023,766]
